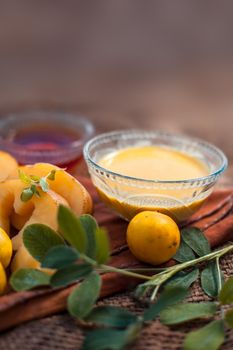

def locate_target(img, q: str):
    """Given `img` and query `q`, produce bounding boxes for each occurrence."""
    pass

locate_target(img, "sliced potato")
[11,212,31,231]
[0,154,93,272]
[0,151,18,182]
[0,179,36,235]
[11,245,54,274]
[20,163,92,215]
[12,190,68,250]
[0,182,15,234]
[11,245,40,272]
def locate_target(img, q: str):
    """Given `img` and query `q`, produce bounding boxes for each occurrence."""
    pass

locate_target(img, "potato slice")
[11,245,54,274]
[11,245,40,272]
[20,163,92,214]
[0,159,93,272]
[0,151,18,182]
[12,190,68,250]
[8,179,34,217]
[11,190,69,272]
[0,180,34,235]
[10,212,30,231]
[0,182,14,234]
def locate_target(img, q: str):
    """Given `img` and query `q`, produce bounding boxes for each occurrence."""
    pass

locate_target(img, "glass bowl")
[84,130,228,223]
[0,111,94,165]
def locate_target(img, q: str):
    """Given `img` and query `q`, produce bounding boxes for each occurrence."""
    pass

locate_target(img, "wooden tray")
[0,178,233,332]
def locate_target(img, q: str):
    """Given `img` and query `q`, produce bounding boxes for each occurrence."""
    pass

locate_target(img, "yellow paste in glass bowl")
[97,146,209,222]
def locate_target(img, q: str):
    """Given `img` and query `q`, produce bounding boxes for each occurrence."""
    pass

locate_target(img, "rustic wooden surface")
[0,182,232,332]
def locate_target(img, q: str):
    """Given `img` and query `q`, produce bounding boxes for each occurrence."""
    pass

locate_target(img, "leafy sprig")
[19,169,56,202]
[136,226,226,301]
[10,205,233,350]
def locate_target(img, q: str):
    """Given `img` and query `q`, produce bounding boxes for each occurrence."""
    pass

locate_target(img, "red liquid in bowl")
[10,124,81,148]
[0,112,94,167]
[6,123,84,166]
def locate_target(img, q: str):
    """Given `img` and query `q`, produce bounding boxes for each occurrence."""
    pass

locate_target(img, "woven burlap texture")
[0,253,232,350]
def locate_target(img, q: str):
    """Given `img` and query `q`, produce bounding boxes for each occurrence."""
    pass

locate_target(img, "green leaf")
[183,320,225,350]
[20,187,34,202]
[58,205,87,253]
[50,263,93,287]
[143,286,188,322]
[201,261,224,298]
[134,283,149,299]
[173,240,196,262]
[68,271,101,319]
[181,227,211,256]
[85,306,138,328]
[160,302,217,325]
[82,329,127,350]
[10,268,50,291]
[80,214,97,259]
[165,268,199,290]
[39,177,49,192]
[124,321,143,346]
[81,321,142,350]
[224,308,233,328]
[47,169,56,181]
[30,184,37,194]
[18,170,31,185]
[41,245,79,269]
[30,184,40,197]
[30,175,40,182]
[95,228,110,264]
[219,276,233,305]
[23,224,64,263]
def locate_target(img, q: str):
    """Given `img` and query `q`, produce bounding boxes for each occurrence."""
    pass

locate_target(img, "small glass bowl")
[0,111,94,165]
[84,130,228,223]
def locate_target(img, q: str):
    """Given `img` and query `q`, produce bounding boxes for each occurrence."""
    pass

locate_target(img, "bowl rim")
[0,111,95,158]
[83,129,228,184]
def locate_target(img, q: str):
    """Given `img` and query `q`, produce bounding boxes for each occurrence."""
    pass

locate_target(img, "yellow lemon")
[0,227,12,268]
[0,262,7,294]
[126,211,180,265]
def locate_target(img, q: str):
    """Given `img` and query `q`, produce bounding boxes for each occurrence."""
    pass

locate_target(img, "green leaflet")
[82,328,128,350]
[20,187,34,202]
[219,276,233,305]
[10,268,50,291]
[23,224,64,262]
[47,169,56,181]
[80,214,98,259]
[173,240,196,262]
[165,268,199,290]
[95,227,110,264]
[143,286,188,322]
[181,227,211,256]
[39,177,49,192]
[224,308,233,328]
[68,271,101,319]
[50,263,93,287]
[85,305,138,328]
[160,302,217,325]
[41,245,80,269]
[183,320,225,350]
[201,260,224,298]
[18,170,31,185]
[58,205,87,253]
[81,321,142,350]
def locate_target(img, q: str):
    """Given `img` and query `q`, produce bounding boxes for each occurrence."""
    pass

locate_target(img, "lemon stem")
[82,245,233,284]
[100,264,152,280]
[149,244,233,285]
[150,284,160,301]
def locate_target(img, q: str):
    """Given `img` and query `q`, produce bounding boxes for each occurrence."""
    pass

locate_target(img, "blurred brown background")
[0,1,233,174]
